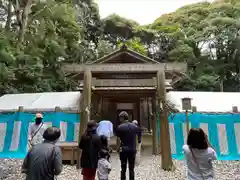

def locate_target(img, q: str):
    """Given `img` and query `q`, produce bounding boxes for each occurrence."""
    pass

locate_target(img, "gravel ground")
[1,154,240,180]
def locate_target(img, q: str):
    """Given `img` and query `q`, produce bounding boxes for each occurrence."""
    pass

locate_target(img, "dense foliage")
[0,0,240,95]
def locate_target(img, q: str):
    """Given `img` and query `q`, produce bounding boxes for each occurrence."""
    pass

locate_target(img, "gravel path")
[1,154,240,180]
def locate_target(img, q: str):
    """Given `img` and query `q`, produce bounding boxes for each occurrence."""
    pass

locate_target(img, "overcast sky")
[97,0,216,25]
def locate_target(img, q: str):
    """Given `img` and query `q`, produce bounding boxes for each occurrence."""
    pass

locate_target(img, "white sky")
[97,0,216,25]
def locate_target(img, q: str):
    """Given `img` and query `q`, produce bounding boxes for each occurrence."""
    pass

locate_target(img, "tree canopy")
[0,0,239,95]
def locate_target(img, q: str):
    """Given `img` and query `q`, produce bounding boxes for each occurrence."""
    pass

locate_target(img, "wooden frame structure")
[63,45,186,170]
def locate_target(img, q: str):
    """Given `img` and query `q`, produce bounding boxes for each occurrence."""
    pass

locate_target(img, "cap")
[35,113,43,119]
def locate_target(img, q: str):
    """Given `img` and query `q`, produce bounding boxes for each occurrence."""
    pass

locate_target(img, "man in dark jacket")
[116,111,142,180]
[22,127,62,180]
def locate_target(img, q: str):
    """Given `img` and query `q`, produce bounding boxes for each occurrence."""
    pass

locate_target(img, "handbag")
[190,147,205,180]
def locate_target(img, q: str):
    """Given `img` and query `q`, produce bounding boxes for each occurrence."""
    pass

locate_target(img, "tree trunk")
[220,79,224,92]
[15,0,33,48]
[5,0,12,31]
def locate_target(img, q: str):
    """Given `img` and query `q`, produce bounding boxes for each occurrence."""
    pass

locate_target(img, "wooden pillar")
[96,96,103,122]
[139,98,144,131]
[133,101,137,121]
[136,99,140,127]
[91,93,98,121]
[77,69,92,169]
[151,95,158,154]
[80,69,92,135]
[148,97,152,133]
[157,71,174,171]
[18,106,24,112]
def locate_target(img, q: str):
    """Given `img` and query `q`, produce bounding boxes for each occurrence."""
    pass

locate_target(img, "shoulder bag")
[190,147,205,180]
[28,123,44,148]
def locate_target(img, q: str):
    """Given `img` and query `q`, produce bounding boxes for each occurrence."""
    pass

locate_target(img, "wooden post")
[147,97,152,133]
[77,69,92,169]
[55,106,61,112]
[232,106,238,113]
[91,93,98,121]
[156,71,174,171]
[192,106,197,112]
[151,95,158,154]
[18,106,25,151]
[185,110,190,133]
[18,106,24,112]
[139,98,144,132]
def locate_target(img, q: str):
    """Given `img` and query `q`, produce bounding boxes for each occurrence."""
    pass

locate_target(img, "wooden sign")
[181,97,192,111]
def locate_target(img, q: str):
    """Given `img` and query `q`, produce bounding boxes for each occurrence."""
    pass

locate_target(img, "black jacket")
[79,132,101,169]
[116,122,142,152]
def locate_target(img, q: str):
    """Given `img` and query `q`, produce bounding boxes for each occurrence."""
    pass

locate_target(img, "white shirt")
[29,123,47,145]
[183,145,217,180]
[97,120,113,140]
[97,158,111,179]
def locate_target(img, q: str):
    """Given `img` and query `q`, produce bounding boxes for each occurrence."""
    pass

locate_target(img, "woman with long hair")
[183,128,217,180]
[79,120,102,180]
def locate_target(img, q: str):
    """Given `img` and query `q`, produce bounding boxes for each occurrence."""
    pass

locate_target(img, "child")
[100,135,112,160]
[97,149,111,180]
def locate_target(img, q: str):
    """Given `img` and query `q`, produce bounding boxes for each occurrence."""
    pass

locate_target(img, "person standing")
[22,127,63,180]
[28,113,47,148]
[97,120,114,141]
[132,120,142,166]
[97,149,111,180]
[183,128,217,180]
[100,135,112,160]
[79,120,102,180]
[116,111,142,180]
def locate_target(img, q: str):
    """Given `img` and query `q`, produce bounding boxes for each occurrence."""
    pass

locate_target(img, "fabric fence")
[158,113,240,160]
[1,112,240,160]
[0,112,80,158]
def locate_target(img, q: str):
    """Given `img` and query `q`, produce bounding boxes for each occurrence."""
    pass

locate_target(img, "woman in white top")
[183,128,217,180]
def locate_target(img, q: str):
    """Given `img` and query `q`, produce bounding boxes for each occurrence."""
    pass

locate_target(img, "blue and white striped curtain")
[0,112,80,158]
[1,111,240,160]
[158,113,240,160]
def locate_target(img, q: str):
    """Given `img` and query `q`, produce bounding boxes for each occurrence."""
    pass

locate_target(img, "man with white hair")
[132,120,138,125]
[132,120,141,166]
[96,120,114,141]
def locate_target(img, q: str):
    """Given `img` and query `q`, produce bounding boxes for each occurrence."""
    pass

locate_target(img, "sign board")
[181,97,192,111]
